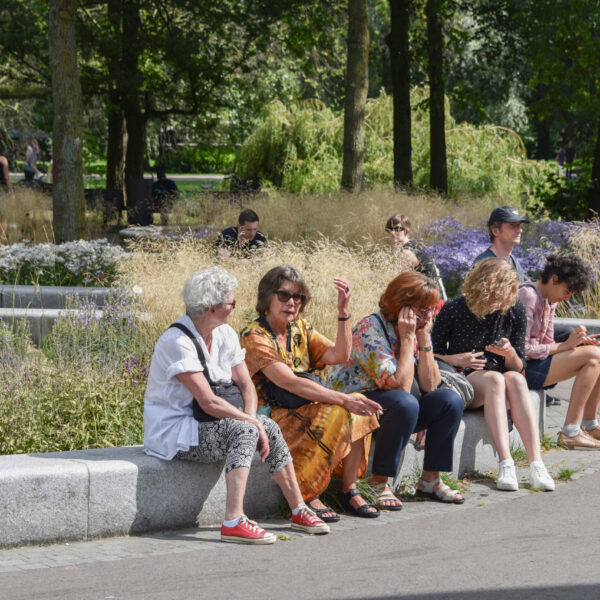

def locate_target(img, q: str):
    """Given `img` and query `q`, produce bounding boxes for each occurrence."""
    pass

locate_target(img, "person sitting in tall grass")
[518,254,600,450]
[240,265,383,520]
[386,213,446,299]
[143,267,330,544]
[431,258,555,492]
[330,271,465,509]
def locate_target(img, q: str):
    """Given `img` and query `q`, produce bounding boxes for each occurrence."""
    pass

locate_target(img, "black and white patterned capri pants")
[176,415,292,475]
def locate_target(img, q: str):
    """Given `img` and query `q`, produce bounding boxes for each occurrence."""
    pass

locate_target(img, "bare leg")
[468,371,511,462]
[544,347,600,425]
[341,439,377,512]
[272,463,303,510]
[504,371,541,463]
[224,467,250,521]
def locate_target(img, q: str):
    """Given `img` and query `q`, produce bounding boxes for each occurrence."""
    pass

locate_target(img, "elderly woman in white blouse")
[143,267,329,544]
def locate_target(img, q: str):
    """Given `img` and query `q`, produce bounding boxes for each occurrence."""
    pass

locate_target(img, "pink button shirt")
[517,284,556,360]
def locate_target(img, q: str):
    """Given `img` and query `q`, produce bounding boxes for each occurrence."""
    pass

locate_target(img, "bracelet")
[338,314,351,321]
[418,346,432,352]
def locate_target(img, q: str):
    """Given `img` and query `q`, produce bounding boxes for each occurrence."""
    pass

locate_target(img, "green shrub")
[235,90,551,202]
[530,170,593,221]
[158,145,236,174]
[0,292,151,454]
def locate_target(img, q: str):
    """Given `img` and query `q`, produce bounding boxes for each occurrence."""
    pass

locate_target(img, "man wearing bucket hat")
[473,206,530,283]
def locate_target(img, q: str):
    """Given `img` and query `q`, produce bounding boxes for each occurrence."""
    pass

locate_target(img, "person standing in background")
[565,141,576,179]
[26,140,41,179]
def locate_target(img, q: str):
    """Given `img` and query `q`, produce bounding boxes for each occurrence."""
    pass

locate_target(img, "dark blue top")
[473,248,525,283]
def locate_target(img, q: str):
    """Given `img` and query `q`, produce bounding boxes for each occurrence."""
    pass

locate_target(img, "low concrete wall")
[0,390,545,549]
[0,285,111,310]
[554,316,600,335]
[0,447,281,549]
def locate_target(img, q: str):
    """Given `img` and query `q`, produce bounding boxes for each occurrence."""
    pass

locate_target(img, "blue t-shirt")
[473,248,525,283]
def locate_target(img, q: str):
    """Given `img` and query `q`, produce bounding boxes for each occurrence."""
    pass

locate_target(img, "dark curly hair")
[539,254,591,292]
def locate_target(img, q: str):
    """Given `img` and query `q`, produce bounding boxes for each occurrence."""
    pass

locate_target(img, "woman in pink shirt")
[518,255,600,450]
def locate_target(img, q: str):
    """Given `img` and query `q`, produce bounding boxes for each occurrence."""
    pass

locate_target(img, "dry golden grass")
[118,237,413,341]
[0,189,53,244]
[175,187,497,245]
[563,220,600,318]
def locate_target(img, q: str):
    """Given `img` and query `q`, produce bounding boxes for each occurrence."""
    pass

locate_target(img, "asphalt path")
[2,466,600,600]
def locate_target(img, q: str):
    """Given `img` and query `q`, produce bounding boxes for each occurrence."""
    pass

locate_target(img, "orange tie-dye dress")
[240,317,379,501]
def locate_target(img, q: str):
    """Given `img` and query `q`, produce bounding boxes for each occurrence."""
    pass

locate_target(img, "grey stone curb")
[0,447,280,549]
[0,390,544,550]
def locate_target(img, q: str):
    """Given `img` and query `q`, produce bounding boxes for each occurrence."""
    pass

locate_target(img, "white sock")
[222,516,242,528]
[291,503,307,516]
[582,419,599,431]
[499,458,514,468]
[563,424,580,437]
[530,461,544,470]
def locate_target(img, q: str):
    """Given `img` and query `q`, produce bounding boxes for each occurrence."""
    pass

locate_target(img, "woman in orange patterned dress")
[241,266,382,520]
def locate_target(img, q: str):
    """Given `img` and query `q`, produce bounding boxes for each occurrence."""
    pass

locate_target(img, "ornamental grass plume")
[559,220,600,319]
[0,188,53,245]
[117,237,409,341]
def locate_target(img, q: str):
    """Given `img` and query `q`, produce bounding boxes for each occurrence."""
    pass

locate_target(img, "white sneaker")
[497,463,518,491]
[530,462,555,491]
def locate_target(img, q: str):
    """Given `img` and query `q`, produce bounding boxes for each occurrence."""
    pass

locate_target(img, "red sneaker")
[221,515,276,544]
[291,506,330,535]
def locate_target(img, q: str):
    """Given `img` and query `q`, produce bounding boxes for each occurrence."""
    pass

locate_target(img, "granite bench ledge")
[0,390,545,549]
[0,447,281,549]
[392,389,546,487]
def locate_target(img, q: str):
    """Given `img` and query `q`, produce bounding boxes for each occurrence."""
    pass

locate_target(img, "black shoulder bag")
[169,323,245,422]
[256,316,334,409]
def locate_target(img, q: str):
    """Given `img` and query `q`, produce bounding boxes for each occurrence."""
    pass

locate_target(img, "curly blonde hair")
[462,258,520,319]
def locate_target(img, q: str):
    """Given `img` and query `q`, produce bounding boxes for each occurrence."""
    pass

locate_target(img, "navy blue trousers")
[364,388,463,477]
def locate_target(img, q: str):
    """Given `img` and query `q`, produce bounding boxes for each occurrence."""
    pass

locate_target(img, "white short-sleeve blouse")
[143,314,246,460]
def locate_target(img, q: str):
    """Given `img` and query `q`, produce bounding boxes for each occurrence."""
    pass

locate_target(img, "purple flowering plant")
[421,217,575,296]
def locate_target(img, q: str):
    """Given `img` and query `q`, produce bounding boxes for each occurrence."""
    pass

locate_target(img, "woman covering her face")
[330,271,465,508]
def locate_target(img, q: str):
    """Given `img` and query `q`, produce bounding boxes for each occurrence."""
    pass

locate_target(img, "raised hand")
[334,277,351,318]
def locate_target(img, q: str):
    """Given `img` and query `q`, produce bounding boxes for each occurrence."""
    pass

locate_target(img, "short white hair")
[182,267,238,317]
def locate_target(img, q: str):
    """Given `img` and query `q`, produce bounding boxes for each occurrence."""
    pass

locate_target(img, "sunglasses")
[387,226,407,233]
[273,290,306,304]
[411,305,433,316]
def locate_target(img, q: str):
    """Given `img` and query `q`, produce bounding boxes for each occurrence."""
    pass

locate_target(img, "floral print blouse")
[329,312,404,393]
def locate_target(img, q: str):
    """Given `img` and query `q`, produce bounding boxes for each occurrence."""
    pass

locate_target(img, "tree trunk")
[120,0,148,222]
[105,0,126,192]
[534,118,551,159]
[426,0,447,195]
[48,0,86,242]
[341,0,369,192]
[589,118,600,214]
[106,94,126,191]
[386,0,412,188]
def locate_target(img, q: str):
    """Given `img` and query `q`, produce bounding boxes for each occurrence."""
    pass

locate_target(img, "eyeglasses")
[273,290,306,304]
[386,226,407,233]
[223,300,236,309]
[411,305,433,316]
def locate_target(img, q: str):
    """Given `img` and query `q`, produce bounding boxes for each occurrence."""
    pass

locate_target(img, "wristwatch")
[418,345,432,352]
